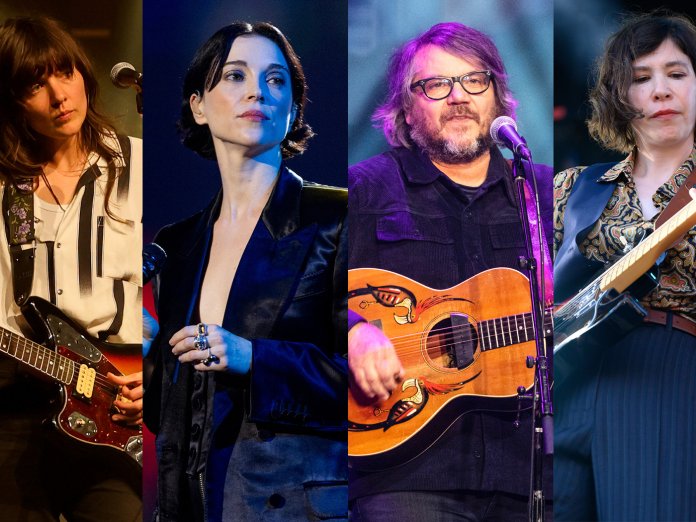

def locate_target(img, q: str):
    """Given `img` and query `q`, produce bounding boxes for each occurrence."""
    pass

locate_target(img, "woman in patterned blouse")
[553,12,696,522]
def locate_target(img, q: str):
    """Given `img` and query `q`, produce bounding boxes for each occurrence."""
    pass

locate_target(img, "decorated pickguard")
[348,373,481,432]
[348,280,479,432]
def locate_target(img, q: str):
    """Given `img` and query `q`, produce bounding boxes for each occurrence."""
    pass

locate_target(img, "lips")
[54,110,75,122]
[650,109,680,119]
[239,110,269,121]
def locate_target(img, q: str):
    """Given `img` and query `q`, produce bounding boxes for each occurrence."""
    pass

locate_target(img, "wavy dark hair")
[373,22,518,148]
[588,11,696,153]
[0,17,123,217]
[179,21,314,160]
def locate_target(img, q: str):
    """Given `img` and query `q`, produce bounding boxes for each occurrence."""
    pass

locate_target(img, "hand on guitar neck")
[348,322,405,403]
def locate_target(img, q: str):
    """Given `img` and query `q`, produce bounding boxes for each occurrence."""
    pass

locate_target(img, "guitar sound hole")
[425,313,478,370]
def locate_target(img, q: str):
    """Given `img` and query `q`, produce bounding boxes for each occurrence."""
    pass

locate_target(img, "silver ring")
[194,334,209,350]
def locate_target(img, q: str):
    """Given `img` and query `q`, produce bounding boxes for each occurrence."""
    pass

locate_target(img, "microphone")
[110,62,143,91]
[490,116,531,160]
[143,243,167,284]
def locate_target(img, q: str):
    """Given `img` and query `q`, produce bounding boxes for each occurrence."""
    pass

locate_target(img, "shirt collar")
[397,145,510,185]
[598,142,696,184]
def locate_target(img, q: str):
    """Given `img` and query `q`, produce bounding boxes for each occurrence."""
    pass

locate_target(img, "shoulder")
[348,150,401,189]
[300,178,347,226]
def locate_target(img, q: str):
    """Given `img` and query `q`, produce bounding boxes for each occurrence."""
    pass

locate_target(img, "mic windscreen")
[490,116,517,145]
[143,243,167,284]
[110,62,137,88]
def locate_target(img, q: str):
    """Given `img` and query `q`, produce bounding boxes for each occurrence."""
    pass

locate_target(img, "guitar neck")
[0,327,74,384]
[599,199,696,294]
[479,308,552,351]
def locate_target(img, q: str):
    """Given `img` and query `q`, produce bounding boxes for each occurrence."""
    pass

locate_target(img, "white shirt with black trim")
[0,135,142,345]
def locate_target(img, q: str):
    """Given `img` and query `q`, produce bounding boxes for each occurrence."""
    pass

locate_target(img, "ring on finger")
[203,347,220,366]
[194,334,209,350]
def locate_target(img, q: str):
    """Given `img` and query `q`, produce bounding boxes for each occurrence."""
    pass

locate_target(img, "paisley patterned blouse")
[554,145,696,316]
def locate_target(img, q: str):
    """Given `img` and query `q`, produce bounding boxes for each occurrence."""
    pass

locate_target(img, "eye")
[426,78,451,89]
[632,76,649,84]
[669,71,687,79]
[27,81,44,95]
[224,70,245,82]
[267,74,286,86]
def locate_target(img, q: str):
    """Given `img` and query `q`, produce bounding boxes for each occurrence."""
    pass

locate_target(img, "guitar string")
[384,310,551,344]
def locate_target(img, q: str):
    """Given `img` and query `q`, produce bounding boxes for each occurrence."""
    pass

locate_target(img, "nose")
[246,77,266,102]
[652,74,672,101]
[447,80,470,104]
[46,76,68,106]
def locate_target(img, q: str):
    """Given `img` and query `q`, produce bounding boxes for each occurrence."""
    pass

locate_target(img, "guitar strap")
[505,159,554,304]
[2,179,36,306]
[655,168,696,229]
[523,180,554,305]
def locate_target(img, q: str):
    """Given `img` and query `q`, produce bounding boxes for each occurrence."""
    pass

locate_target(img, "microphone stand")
[509,152,553,522]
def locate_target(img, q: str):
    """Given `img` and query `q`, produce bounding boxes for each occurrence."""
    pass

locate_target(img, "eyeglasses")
[410,70,492,100]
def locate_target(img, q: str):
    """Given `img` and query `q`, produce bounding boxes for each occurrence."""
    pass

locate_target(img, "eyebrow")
[222,60,289,73]
[633,60,691,70]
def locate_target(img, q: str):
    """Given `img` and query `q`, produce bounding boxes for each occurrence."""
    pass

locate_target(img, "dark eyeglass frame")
[410,70,492,100]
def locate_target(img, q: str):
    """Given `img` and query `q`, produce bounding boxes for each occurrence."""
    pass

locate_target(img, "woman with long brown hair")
[0,17,142,521]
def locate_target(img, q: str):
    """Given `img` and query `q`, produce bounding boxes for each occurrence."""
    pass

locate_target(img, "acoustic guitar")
[348,267,551,470]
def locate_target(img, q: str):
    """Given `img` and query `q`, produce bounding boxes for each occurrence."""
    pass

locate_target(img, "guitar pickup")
[450,313,475,369]
[73,364,96,402]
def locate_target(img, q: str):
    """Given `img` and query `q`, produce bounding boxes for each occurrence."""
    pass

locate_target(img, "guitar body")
[553,273,658,386]
[17,297,143,475]
[348,267,546,470]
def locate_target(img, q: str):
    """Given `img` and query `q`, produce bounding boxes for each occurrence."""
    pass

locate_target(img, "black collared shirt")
[349,145,553,287]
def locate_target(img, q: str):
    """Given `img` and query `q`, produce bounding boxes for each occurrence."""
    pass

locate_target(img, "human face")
[628,38,696,151]
[20,68,87,143]
[191,35,295,158]
[406,45,498,163]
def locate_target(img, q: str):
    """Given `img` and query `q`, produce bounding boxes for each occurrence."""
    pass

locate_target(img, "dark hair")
[0,17,123,216]
[588,11,696,153]
[179,21,313,160]
[373,22,517,148]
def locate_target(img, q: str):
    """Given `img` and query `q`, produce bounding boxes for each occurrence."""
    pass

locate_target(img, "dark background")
[143,0,348,241]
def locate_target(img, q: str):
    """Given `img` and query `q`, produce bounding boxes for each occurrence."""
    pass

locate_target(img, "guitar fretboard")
[600,199,696,293]
[479,309,552,351]
[0,327,74,384]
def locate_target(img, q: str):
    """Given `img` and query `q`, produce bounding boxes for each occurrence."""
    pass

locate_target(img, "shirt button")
[56,243,61,248]
[268,493,285,508]
[57,289,63,295]
[474,450,481,458]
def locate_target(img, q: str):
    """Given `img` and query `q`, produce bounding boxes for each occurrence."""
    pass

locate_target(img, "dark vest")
[554,162,618,302]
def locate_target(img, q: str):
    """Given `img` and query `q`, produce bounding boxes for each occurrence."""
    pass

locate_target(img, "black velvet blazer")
[144,167,348,521]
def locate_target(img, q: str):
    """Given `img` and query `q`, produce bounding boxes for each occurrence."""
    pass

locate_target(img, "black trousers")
[0,386,141,522]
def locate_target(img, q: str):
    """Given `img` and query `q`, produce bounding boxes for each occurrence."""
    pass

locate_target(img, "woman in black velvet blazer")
[144,22,347,522]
